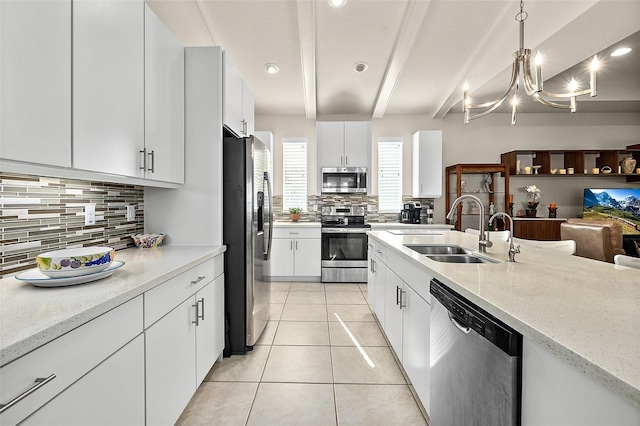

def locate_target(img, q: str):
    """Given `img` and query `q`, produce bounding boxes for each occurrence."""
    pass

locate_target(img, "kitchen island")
[367,230,640,424]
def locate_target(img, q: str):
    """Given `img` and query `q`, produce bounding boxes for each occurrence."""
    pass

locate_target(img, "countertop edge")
[0,245,226,367]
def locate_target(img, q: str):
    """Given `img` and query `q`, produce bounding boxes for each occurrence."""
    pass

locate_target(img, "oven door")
[321,228,368,267]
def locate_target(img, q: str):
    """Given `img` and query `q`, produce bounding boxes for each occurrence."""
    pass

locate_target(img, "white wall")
[256,112,640,222]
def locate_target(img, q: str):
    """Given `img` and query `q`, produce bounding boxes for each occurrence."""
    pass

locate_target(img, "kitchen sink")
[426,254,500,264]
[405,244,473,255]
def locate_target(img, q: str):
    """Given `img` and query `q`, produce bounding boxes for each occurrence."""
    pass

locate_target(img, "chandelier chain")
[516,0,527,22]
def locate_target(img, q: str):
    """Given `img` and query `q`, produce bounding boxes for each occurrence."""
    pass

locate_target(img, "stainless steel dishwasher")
[430,279,522,426]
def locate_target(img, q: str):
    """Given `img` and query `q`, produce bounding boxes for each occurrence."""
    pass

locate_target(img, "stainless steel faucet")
[489,212,521,262]
[446,194,492,253]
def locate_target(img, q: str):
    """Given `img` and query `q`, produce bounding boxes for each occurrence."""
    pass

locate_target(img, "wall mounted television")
[583,188,640,235]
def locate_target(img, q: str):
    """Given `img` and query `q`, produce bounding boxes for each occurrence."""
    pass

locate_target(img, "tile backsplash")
[0,172,144,277]
[273,194,434,223]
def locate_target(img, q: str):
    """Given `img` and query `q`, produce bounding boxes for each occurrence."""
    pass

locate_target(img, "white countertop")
[367,230,640,409]
[369,222,453,229]
[0,245,225,367]
[273,221,321,227]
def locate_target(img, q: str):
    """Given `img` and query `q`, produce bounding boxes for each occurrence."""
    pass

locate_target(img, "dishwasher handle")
[448,311,471,334]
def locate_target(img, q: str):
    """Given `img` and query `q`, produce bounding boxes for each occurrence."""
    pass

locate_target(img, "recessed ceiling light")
[264,63,279,74]
[611,47,632,57]
[328,0,347,8]
[354,62,368,73]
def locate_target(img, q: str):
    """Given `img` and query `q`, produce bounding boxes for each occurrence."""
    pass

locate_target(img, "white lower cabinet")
[145,256,225,425]
[145,294,198,425]
[22,334,145,426]
[402,284,431,414]
[368,239,431,416]
[269,227,321,279]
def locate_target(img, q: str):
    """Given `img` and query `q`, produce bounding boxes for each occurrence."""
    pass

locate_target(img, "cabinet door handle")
[376,249,382,255]
[420,184,423,194]
[396,286,401,305]
[295,241,298,250]
[198,298,205,321]
[191,276,206,285]
[148,150,155,173]
[290,241,293,250]
[345,156,348,165]
[0,374,56,414]
[341,156,343,166]
[139,149,146,171]
[399,289,406,309]
[193,302,200,326]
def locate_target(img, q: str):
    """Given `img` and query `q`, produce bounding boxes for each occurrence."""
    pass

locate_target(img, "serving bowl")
[132,233,166,248]
[36,247,115,278]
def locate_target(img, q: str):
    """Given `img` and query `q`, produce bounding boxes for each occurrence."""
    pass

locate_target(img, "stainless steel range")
[321,206,371,283]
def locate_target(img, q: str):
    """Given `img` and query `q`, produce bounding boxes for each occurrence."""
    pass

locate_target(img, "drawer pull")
[0,374,56,413]
[198,298,205,321]
[191,276,206,285]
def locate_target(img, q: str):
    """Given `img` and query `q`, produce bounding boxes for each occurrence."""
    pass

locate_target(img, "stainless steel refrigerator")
[222,134,273,355]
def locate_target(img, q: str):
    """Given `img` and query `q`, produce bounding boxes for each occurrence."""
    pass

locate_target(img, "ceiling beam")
[371,0,432,119]
[296,1,317,119]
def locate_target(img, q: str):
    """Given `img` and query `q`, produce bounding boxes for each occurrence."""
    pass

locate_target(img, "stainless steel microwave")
[321,167,367,193]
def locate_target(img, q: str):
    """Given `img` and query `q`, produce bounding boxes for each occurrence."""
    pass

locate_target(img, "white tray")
[16,261,125,287]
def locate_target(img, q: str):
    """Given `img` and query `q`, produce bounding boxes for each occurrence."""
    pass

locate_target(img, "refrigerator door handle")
[264,171,274,260]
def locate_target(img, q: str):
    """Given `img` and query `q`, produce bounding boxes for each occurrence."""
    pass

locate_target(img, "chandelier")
[463,1,600,124]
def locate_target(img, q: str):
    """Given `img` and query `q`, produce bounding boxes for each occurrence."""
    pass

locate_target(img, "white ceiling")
[147,0,640,119]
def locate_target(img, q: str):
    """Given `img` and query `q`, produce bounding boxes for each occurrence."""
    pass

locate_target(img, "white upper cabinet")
[412,130,443,198]
[223,51,254,137]
[72,0,144,178]
[317,121,371,168]
[0,0,71,167]
[144,4,185,184]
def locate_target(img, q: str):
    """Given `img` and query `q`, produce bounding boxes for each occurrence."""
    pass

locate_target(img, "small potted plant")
[288,207,301,222]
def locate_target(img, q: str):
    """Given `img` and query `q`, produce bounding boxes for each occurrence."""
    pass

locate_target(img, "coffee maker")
[400,202,422,223]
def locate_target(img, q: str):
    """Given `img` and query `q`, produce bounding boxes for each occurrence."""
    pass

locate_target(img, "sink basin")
[426,254,500,264]
[405,244,473,255]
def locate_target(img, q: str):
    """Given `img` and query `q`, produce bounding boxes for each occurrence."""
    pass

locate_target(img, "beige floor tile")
[205,345,270,382]
[262,346,333,383]
[332,346,406,384]
[358,283,368,292]
[270,281,292,291]
[325,291,367,305]
[286,290,326,304]
[271,290,289,304]
[325,283,362,292]
[290,281,325,292]
[255,320,278,346]
[247,383,336,426]
[281,303,328,321]
[329,321,388,347]
[327,304,375,322]
[176,382,258,426]
[273,321,330,346]
[269,303,284,321]
[334,384,427,425]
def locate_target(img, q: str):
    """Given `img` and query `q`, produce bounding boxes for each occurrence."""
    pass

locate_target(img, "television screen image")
[583,188,640,235]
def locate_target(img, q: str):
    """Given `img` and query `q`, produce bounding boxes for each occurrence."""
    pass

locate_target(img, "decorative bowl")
[601,166,612,174]
[36,247,115,278]
[132,233,166,248]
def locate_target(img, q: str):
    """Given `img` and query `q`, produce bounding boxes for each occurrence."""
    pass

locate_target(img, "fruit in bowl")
[131,233,166,248]
[36,247,115,278]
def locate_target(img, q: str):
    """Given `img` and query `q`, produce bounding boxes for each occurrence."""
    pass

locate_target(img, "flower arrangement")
[523,185,541,216]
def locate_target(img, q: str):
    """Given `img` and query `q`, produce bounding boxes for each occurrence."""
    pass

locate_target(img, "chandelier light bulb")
[590,56,600,71]
[568,78,578,93]
[328,0,347,8]
[611,47,631,57]
[535,51,543,66]
[463,81,469,91]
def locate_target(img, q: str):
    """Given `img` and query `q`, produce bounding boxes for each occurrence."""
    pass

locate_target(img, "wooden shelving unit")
[445,163,510,231]
[500,146,640,182]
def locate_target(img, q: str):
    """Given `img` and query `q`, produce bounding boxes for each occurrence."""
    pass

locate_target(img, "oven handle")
[321,228,369,234]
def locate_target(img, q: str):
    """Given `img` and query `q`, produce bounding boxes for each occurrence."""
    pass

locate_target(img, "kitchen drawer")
[368,239,387,263]
[144,256,222,328]
[0,296,143,426]
[273,227,320,239]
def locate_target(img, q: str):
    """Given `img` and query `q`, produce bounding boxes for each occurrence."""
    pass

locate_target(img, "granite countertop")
[0,245,225,367]
[367,230,640,409]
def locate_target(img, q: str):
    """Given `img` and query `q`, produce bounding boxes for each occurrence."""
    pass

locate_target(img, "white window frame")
[282,137,308,212]
[377,137,403,212]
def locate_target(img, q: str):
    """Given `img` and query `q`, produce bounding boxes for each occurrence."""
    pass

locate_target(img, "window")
[378,138,403,212]
[282,138,307,212]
